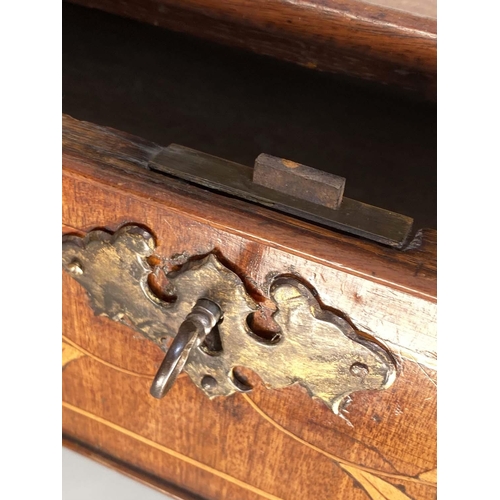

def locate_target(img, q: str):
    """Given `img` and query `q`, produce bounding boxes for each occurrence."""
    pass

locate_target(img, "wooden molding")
[66,0,436,98]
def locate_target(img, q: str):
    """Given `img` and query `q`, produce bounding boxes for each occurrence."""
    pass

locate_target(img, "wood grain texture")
[62,115,437,499]
[67,0,436,99]
[360,0,435,18]
[63,435,204,500]
[62,2,437,230]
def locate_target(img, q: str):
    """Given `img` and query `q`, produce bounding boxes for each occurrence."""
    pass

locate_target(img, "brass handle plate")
[62,225,396,415]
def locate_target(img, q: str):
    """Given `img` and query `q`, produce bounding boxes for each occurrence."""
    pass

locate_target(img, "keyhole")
[200,321,223,356]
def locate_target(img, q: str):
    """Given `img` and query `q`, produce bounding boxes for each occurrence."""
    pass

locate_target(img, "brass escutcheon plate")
[62,225,396,414]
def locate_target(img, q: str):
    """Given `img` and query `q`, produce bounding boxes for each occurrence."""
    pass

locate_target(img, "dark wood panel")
[67,0,436,98]
[62,4,437,230]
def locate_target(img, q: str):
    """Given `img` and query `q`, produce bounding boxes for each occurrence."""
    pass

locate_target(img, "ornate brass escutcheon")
[62,225,396,414]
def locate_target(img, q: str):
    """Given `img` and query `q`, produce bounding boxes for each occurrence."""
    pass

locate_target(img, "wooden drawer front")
[62,115,437,500]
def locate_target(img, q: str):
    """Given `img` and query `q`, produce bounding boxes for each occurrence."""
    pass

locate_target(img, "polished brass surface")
[62,225,396,414]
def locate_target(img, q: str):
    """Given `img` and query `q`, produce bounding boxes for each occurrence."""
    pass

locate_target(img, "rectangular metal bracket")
[149,145,413,248]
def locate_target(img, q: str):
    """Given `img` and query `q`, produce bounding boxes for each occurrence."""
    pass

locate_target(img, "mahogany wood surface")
[62,115,437,499]
[66,0,436,99]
